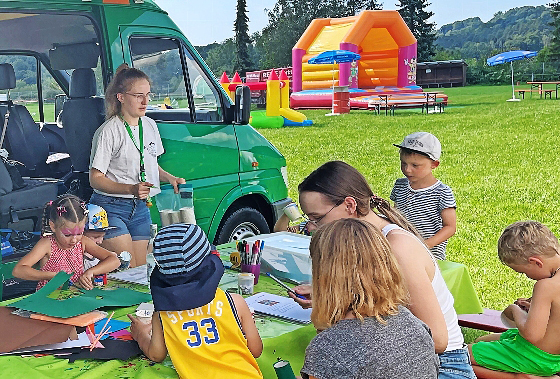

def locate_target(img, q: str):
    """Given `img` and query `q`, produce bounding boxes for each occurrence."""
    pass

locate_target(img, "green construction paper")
[10,272,152,318]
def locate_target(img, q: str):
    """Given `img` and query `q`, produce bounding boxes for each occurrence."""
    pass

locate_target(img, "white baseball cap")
[394,132,441,161]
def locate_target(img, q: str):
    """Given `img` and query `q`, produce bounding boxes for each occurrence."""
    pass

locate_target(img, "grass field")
[258,85,560,330]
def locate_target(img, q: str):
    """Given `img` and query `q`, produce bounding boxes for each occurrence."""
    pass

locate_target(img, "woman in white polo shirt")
[89,64,184,267]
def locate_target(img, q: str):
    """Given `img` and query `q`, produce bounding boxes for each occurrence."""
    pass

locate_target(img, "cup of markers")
[236,239,264,285]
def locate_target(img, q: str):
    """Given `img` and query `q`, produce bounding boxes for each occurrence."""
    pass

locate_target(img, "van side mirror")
[234,85,251,125]
[54,94,67,122]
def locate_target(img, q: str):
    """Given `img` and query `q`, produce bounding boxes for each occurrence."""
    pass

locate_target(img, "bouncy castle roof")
[294,10,416,56]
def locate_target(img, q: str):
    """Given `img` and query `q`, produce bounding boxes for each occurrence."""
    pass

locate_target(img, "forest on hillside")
[435,6,552,59]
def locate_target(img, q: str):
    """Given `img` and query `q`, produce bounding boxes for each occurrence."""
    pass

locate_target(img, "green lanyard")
[122,117,145,182]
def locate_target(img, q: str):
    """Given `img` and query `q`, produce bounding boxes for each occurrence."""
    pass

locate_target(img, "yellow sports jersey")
[160,288,263,379]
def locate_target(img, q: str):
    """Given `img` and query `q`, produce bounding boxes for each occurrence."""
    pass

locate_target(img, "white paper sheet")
[108,265,148,286]
[245,292,312,324]
[0,332,91,355]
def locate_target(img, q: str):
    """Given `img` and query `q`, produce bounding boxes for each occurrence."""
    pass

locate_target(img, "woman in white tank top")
[289,161,475,379]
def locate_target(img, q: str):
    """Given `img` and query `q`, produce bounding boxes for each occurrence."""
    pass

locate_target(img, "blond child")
[300,218,438,379]
[12,194,120,290]
[469,221,560,379]
[391,132,456,259]
[128,224,263,379]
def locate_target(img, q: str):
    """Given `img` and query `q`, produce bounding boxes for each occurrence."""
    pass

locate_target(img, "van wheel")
[215,207,270,244]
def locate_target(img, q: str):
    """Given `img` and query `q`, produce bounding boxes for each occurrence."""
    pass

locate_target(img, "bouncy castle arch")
[292,10,417,92]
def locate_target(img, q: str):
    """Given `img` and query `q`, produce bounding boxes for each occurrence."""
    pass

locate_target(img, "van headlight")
[281,166,289,188]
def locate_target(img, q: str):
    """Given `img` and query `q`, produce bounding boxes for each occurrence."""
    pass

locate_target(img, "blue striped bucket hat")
[149,224,224,311]
[153,223,211,274]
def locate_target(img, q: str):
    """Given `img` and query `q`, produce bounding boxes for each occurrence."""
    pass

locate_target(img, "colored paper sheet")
[0,306,75,354]
[10,272,151,318]
[30,310,107,327]
[94,318,130,339]
[66,339,142,363]
[106,329,133,341]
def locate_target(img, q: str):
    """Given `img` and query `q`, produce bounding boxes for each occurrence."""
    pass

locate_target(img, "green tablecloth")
[0,243,482,379]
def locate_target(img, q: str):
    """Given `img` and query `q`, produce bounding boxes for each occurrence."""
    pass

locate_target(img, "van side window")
[129,37,192,123]
[183,48,223,123]
[0,55,39,121]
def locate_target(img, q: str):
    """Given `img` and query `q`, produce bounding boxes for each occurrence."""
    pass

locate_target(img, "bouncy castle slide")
[291,10,425,109]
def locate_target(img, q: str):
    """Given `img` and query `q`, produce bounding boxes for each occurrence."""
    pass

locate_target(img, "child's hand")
[289,284,313,309]
[76,269,95,290]
[287,225,300,233]
[128,314,152,341]
[503,304,521,322]
[514,297,532,312]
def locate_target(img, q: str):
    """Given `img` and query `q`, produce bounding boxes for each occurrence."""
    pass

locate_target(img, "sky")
[155,0,551,46]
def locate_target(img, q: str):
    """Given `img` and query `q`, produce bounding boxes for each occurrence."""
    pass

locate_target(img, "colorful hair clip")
[56,206,67,216]
[80,201,88,214]
[48,201,53,206]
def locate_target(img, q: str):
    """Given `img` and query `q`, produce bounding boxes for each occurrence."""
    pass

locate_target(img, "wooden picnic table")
[369,92,444,115]
[527,81,560,99]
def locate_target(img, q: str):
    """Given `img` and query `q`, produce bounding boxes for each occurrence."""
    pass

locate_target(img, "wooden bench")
[458,308,509,333]
[516,89,555,99]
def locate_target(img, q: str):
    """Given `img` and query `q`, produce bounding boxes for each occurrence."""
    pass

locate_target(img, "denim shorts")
[89,193,151,241]
[438,347,477,379]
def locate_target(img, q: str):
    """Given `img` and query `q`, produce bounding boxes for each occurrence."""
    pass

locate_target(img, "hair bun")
[115,63,129,75]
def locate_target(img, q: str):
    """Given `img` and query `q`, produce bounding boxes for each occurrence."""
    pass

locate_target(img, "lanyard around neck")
[122,117,145,182]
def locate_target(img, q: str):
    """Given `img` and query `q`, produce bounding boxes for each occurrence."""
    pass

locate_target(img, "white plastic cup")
[179,207,196,224]
[136,303,154,324]
[238,273,255,295]
[283,203,302,222]
[169,210,181,224]
[159,209,173,226]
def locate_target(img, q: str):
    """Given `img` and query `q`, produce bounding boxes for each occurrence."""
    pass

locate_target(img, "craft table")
[0,243,482,379]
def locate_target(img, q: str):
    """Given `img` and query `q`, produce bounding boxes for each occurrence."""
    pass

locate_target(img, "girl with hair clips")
[300,219,438,379]
[287,161,475,379]
[89,64,185,267]
[12,194,120,290]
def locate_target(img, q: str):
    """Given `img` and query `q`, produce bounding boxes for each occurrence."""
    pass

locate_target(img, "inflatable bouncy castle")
[291,10,439,109]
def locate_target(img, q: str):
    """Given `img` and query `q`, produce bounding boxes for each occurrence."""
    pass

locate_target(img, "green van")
[0,0,290,245]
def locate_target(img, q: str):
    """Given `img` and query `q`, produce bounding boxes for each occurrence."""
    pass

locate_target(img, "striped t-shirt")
[390,178,456,260]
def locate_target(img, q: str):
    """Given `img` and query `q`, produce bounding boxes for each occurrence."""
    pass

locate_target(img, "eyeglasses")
[303,200,343,228]
[124,92,153,103]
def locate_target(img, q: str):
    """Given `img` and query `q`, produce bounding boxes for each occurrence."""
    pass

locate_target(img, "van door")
[119,26,239,235]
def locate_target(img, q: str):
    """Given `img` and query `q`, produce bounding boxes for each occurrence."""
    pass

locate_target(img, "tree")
[257,0,382,68]
[547,1,560,66]
[397,0,436,62]
[233,0,252,75]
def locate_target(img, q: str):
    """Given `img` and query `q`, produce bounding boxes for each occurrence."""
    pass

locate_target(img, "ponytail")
[370,195,421,238]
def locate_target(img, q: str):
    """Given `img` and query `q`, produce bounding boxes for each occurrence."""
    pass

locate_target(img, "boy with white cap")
[83,203,120,270]
[128,224,263,379]
[391,132,457,260]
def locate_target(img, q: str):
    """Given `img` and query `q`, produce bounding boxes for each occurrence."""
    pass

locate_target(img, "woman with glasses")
[288,161,475,379]
[89,64,185,268]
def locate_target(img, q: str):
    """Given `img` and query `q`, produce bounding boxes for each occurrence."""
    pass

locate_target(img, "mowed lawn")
[259,84,560,318]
